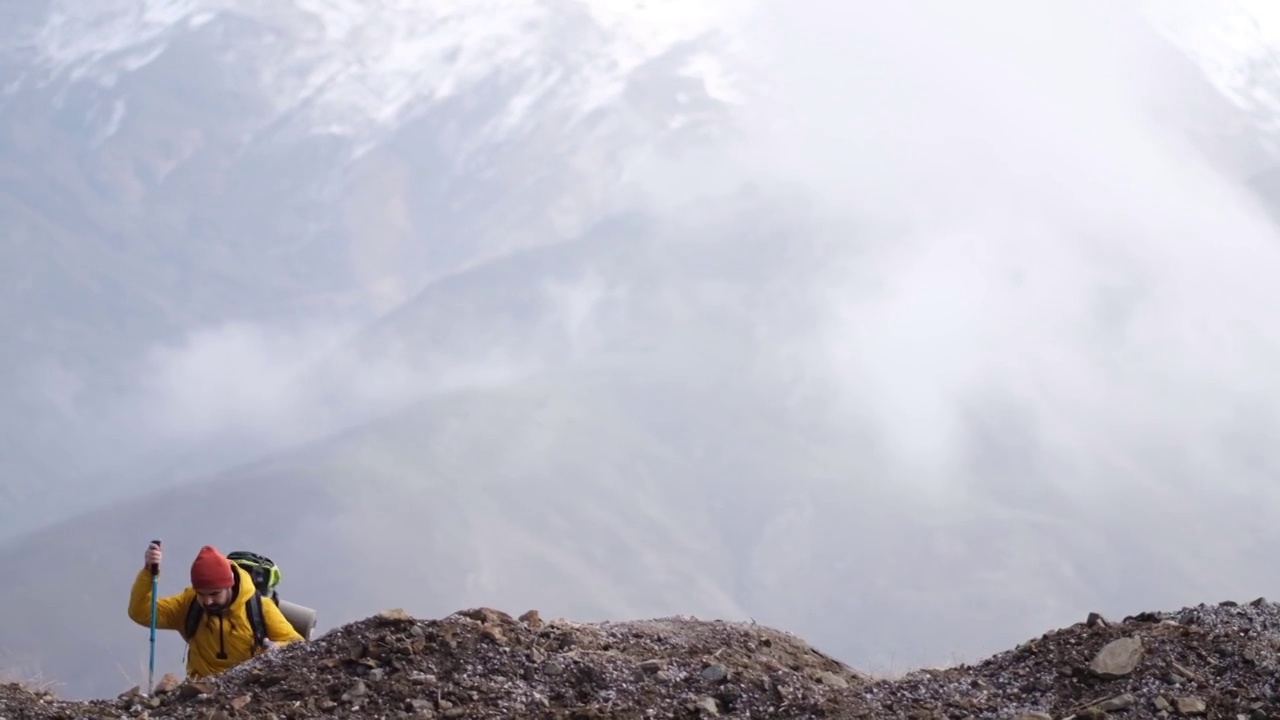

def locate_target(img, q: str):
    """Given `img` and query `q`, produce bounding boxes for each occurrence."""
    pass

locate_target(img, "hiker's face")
[195,588,231,612]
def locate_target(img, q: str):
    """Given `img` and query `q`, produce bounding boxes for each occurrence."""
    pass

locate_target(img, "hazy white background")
[6,0,1280,701]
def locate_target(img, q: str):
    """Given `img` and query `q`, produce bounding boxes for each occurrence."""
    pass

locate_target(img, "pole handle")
[149,538,162,576]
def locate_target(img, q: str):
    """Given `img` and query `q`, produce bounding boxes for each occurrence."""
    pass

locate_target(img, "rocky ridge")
[5,599,1280,719]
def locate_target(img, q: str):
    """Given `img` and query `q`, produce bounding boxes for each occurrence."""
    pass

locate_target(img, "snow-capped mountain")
[4,0,749,156]
[1141,0,1280,137]
[0,0,753,299]
[0,0,756,532]
[3,0,1280,532]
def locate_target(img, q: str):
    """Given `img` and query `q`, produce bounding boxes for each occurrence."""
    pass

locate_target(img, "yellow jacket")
[128,563,304,678]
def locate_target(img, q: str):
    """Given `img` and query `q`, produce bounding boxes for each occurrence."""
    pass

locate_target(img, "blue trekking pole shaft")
[148,539,161,695]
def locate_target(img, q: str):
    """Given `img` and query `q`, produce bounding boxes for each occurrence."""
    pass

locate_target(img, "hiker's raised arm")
[127,547,188,630]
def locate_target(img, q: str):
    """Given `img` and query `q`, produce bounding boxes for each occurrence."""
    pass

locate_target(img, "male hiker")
[128,542,304,678]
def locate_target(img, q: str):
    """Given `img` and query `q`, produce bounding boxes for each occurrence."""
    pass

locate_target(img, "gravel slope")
[4,599,1280,719]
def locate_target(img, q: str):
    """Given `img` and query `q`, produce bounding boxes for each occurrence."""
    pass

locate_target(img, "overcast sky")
[9,0,1280,701]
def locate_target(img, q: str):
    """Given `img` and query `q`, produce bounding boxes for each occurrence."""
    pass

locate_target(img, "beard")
[202,599,230,615]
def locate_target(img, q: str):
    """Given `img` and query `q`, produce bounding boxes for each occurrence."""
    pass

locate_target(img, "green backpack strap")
[227,550,276,652]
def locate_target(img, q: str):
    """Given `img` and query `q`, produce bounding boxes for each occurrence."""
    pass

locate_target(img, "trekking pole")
[148,539,161,696]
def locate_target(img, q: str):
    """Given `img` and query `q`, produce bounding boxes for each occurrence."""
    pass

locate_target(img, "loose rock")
[1089,635,1144,678]
[1176,695,1208,715]
[6,600,1280,719]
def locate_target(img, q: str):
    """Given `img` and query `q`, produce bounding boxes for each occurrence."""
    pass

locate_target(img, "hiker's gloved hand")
[144,542,162,570]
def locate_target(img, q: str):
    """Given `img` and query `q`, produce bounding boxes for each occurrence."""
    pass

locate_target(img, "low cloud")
[719,0,1280,505]
[127,316,545,465]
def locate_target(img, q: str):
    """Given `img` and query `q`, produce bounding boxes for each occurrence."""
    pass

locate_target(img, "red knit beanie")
[190,545,235,590]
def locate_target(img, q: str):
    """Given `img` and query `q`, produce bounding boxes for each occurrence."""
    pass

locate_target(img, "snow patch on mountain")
[1142,0,1280,134]
[6,0,752,149]
[580,0,751,103]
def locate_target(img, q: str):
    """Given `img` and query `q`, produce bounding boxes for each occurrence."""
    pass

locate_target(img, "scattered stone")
[1171,661,1200,681]
[152,673,181,694]
[701,663,728,682]
[8,600,1280,719]
[1092,692,1136,712]
[341,678,367,702]
[639,658,666,674]
[695,696,720,716]
[177,680,214,698]
[1089,635,1144,678]
[454,607,514,625]
[1176,696,1208,715]
[813,670,850,688]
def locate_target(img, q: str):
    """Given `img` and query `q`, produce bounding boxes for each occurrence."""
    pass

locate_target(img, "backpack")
[182,550,281,654]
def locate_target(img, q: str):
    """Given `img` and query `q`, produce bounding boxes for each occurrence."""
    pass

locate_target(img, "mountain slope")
[1,364,1275,702]
[0,0,741,530]
[3,189,1280,701]
[4,0,1280,529]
